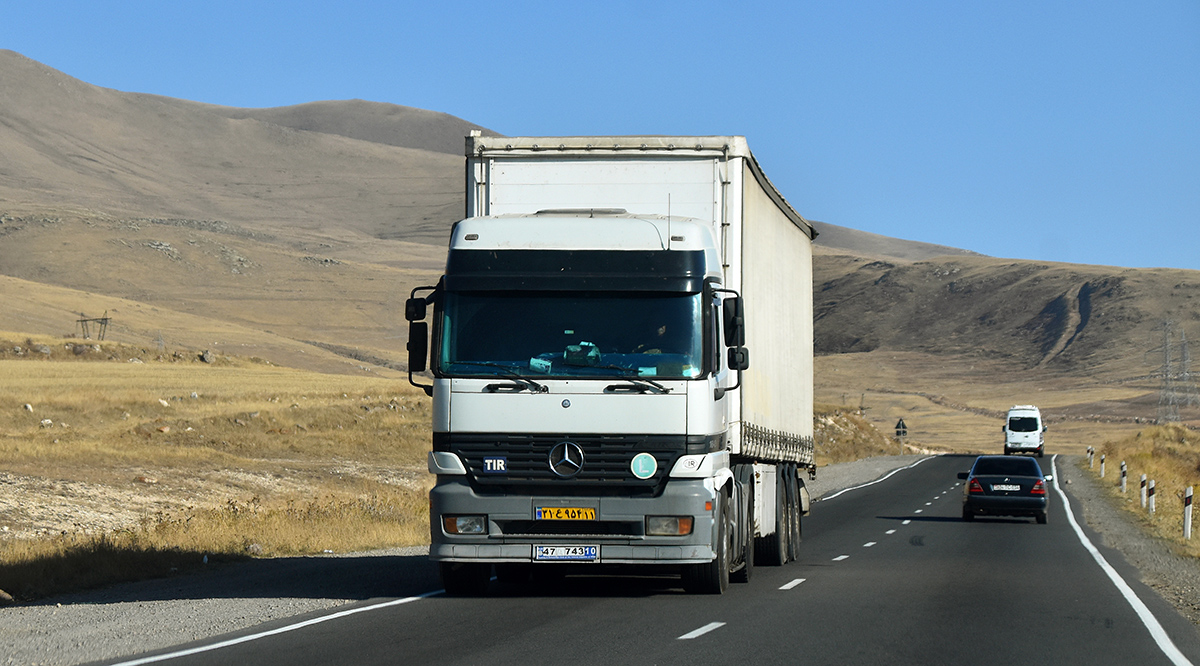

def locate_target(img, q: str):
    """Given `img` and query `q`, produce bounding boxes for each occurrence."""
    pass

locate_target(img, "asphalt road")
[98,455,1200,666]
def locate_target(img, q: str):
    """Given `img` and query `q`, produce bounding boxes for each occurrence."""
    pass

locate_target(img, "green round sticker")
[630,453,658,479]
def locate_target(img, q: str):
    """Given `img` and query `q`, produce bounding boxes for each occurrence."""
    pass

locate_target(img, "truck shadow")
[25,551,442,607]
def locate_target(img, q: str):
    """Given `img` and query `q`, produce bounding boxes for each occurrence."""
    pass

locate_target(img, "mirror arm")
[406,284,438,396]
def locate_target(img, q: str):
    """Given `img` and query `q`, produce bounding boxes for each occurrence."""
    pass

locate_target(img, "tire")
[785,466,801,563]
[1037,448,1044,458]
[1036,511,1048,525]
[440,562,491,596]
[731,476,754,584]
[755,467,788,566]
[962,505,974,521]
[683,491,731,594]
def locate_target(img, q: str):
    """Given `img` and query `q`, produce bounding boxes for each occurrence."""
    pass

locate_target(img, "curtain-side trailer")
[405,134,816,594]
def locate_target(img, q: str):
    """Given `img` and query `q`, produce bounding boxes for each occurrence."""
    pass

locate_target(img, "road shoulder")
[1058,455,1200,626]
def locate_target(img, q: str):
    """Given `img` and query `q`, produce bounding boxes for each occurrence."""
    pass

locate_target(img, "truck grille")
[443,433,684,496]
[496,520,642,537]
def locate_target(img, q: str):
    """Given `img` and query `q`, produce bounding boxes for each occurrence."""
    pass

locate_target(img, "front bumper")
[429,477,717,565]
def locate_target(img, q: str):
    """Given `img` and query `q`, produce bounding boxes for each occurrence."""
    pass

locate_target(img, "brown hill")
[0,49,486,244]
[811,220,984,261]
[3,50,1200,447]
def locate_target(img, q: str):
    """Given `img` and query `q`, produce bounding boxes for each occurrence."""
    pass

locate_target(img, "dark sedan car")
[959,455,1051,524]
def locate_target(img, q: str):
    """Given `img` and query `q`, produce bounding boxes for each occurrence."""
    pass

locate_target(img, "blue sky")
[5,1,1199,269]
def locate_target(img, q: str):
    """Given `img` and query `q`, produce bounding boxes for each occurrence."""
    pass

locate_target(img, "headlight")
[442,515,487,535]
[646,516,694,536]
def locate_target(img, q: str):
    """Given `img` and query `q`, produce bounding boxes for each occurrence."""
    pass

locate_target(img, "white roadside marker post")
[1185,486,1193,540]
[1149,479,1156,516]
[1088,446,1095,468]
[1100,454,1106,478]
[1120,461,1127,493]
[1141,474,1148,508]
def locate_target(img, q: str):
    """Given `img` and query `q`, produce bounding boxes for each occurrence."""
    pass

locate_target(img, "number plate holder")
[534,545,598,561]
[992,484,1021,492]
[535,507,596,520]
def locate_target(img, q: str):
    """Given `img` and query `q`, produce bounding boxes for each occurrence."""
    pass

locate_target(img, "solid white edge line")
[678,622,726,640]
[108,590,443,666]
[818,455,938,502]
[779,578,806,590]
[1052,454,1194,666]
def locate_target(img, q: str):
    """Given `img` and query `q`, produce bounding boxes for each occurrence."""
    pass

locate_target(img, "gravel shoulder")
[3,454,1199,666]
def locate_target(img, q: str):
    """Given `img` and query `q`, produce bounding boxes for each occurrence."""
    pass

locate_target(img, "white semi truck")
[405,134,816,595]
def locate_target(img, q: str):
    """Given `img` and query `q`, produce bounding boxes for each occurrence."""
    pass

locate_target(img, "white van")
[1003,405,1046,457]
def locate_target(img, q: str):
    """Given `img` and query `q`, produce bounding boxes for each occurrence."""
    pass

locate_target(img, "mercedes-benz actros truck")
[405,134,816,594]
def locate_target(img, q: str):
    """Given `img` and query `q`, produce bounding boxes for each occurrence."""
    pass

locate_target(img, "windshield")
[1008,416,1040,432]
[973,457,1041,477]
[437,291,705,379]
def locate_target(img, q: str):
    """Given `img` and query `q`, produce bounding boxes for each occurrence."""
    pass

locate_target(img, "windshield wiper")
[604,377,672,394]
[450,361,548,393]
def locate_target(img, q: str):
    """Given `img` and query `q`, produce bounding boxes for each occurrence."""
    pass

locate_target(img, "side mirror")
[722,297,745,347]
[957,472,969,479]
[407,322,428,373]
[1001,425,1007,432]
[727,346,749,371]
[1043,425,1049,432]
[405,297,427,322]
[1044,474,1054,482]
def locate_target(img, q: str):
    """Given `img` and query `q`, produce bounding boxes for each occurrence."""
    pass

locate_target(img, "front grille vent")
[448,433,684,496]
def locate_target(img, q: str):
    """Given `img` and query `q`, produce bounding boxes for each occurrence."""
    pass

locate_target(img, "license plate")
[993,484,1021,492]
[535,507,596,520]
[535,545,598,561]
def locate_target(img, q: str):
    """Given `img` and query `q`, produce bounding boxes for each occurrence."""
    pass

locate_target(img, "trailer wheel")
[683,491,730,594]
[786,466,802,562]
[440,562,491,596]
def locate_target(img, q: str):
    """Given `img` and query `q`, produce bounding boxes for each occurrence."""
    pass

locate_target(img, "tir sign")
[483,457,507,473]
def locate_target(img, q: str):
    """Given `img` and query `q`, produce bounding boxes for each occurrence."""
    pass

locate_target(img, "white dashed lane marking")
[779,578,806,590]
[678,622,726,640]
[833,555,849,561]
[886,529,896,535]
[863,542,876,547]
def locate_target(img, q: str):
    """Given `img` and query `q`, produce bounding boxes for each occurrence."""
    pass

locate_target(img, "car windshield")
[972,457,1041,477]
[1008,416,1040,432]
[437,291,704,379]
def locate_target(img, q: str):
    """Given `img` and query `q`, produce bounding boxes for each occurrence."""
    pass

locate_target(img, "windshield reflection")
[437,292,704,379]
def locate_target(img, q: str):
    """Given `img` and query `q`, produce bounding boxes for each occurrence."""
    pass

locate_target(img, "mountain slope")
[0,49,482,244]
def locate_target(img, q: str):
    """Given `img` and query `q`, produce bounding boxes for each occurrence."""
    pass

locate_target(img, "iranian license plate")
[535,545,598,561]
[535,507,596,520]
[993,484,1021,492]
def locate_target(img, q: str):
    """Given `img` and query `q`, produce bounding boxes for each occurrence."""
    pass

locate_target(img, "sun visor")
[444,249,708,292]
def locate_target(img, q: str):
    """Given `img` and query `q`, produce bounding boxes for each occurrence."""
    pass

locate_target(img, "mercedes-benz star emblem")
[549,441,584,478]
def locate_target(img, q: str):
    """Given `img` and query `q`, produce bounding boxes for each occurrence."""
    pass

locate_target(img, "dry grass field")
[0,332,432,600]
[816,350,1163,455]
[1083,425,1200,559]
